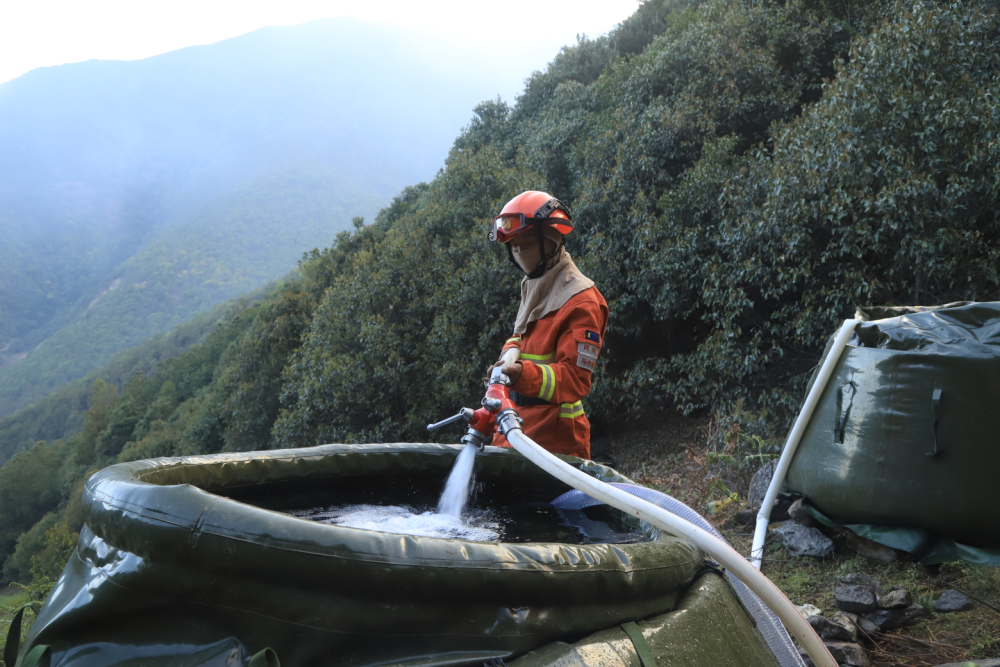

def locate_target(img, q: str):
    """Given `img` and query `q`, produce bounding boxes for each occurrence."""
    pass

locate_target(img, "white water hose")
[750,318,860,570]
[497,348,835,667]
[500,347,521,367]
[504,427,837,667]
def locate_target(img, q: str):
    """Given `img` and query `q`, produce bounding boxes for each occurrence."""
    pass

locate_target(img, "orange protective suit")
[492,286,608,459]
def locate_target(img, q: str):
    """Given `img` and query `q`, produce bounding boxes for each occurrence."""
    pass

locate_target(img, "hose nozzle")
[461,428,489,452]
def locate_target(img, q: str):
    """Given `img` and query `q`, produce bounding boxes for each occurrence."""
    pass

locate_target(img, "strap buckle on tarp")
[620,621,658,667]
[834,380,857,444]
[4,605,50,667]
[928,385,943,457]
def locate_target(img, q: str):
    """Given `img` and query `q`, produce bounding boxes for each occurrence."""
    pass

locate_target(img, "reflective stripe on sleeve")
[537,364,556,402]
[506,336,522,346]
[559,401,585,419]
[521,351,556,364]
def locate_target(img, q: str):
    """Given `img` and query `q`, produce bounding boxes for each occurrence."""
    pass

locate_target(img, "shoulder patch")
[584,330,600,344]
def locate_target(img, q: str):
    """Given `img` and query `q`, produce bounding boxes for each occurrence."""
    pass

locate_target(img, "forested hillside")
[0,18,529,415]
[2,0,999,585]
[0,280,278,464]
[0,168,378,412]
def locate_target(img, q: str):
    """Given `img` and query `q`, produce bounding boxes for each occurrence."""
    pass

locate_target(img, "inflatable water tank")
[17,444,780,667]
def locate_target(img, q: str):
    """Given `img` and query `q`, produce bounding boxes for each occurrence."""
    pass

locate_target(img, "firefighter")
[488,191,608,459]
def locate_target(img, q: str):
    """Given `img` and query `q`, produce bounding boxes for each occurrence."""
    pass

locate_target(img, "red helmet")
[489,191,574,243]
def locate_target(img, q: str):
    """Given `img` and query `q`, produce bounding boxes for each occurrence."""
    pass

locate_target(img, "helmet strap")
[525,225,567,280]
[524,225,548,279]
[504,242,521,272]
[506,225,565,279]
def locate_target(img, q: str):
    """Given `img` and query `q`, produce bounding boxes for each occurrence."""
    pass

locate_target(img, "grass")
[720,505,1000,665]
[0,586,35,666]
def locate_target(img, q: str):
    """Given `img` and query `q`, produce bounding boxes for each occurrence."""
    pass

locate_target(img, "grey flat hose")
[553,484,806,667]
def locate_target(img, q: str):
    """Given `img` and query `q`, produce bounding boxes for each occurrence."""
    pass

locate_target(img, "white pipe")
[504,428,837,667]
[750,318,860,570]
[500,347,521,367]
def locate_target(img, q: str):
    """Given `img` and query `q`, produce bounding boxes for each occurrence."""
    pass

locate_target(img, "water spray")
[428,366,524,518]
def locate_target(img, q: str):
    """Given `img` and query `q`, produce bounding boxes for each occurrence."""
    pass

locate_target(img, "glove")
[492,359,523,386]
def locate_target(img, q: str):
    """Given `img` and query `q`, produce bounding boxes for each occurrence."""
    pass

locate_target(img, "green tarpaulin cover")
[785,302,1000,560]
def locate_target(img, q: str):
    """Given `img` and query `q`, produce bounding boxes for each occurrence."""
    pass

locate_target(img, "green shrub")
[2,513,59,584]
[636,0,1000,424]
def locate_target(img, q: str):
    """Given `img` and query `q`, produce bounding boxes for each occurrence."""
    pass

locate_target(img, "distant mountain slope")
[0,17,522,415]
[0,300,234,462]
[0,167,374,412]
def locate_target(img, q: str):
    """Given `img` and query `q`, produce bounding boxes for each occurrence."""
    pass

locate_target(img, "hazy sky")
[0,0,641,87]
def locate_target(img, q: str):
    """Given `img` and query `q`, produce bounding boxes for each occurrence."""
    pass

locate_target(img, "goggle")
[490,213,535,242]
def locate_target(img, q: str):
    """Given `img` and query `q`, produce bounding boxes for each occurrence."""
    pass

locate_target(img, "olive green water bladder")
[15,444,778,667]
[784,302,1000,556]
[509,570,780,667]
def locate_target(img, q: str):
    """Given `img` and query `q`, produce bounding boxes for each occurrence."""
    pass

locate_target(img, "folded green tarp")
[785,302,1000,554]
[798,498,1000,567]
[18,444,710,667]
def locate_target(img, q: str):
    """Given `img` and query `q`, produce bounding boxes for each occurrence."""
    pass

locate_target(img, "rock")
[831,614,859,643]
[839,573,884,595]
[846,612,880,636]
[735,508,756,526]
[796,603,824,619]
[866,603,930,630]
[772,522,835,558]
[747,459,792,524]
[748,459,779,509]
[831,611,869,641]
[877,588,912,609]
[824,641,871,667]
[789,498,819,527]
[834,584,878,614]
[837,582,877,613]
[835,575,878,614]
[746,460,791,519]
[808,614,857,642]
[844,530,902,562]
[934,589,975,613]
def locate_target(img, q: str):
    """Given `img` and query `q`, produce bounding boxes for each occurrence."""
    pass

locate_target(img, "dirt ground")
[591,409,716,507]
[597,409,1000,666]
